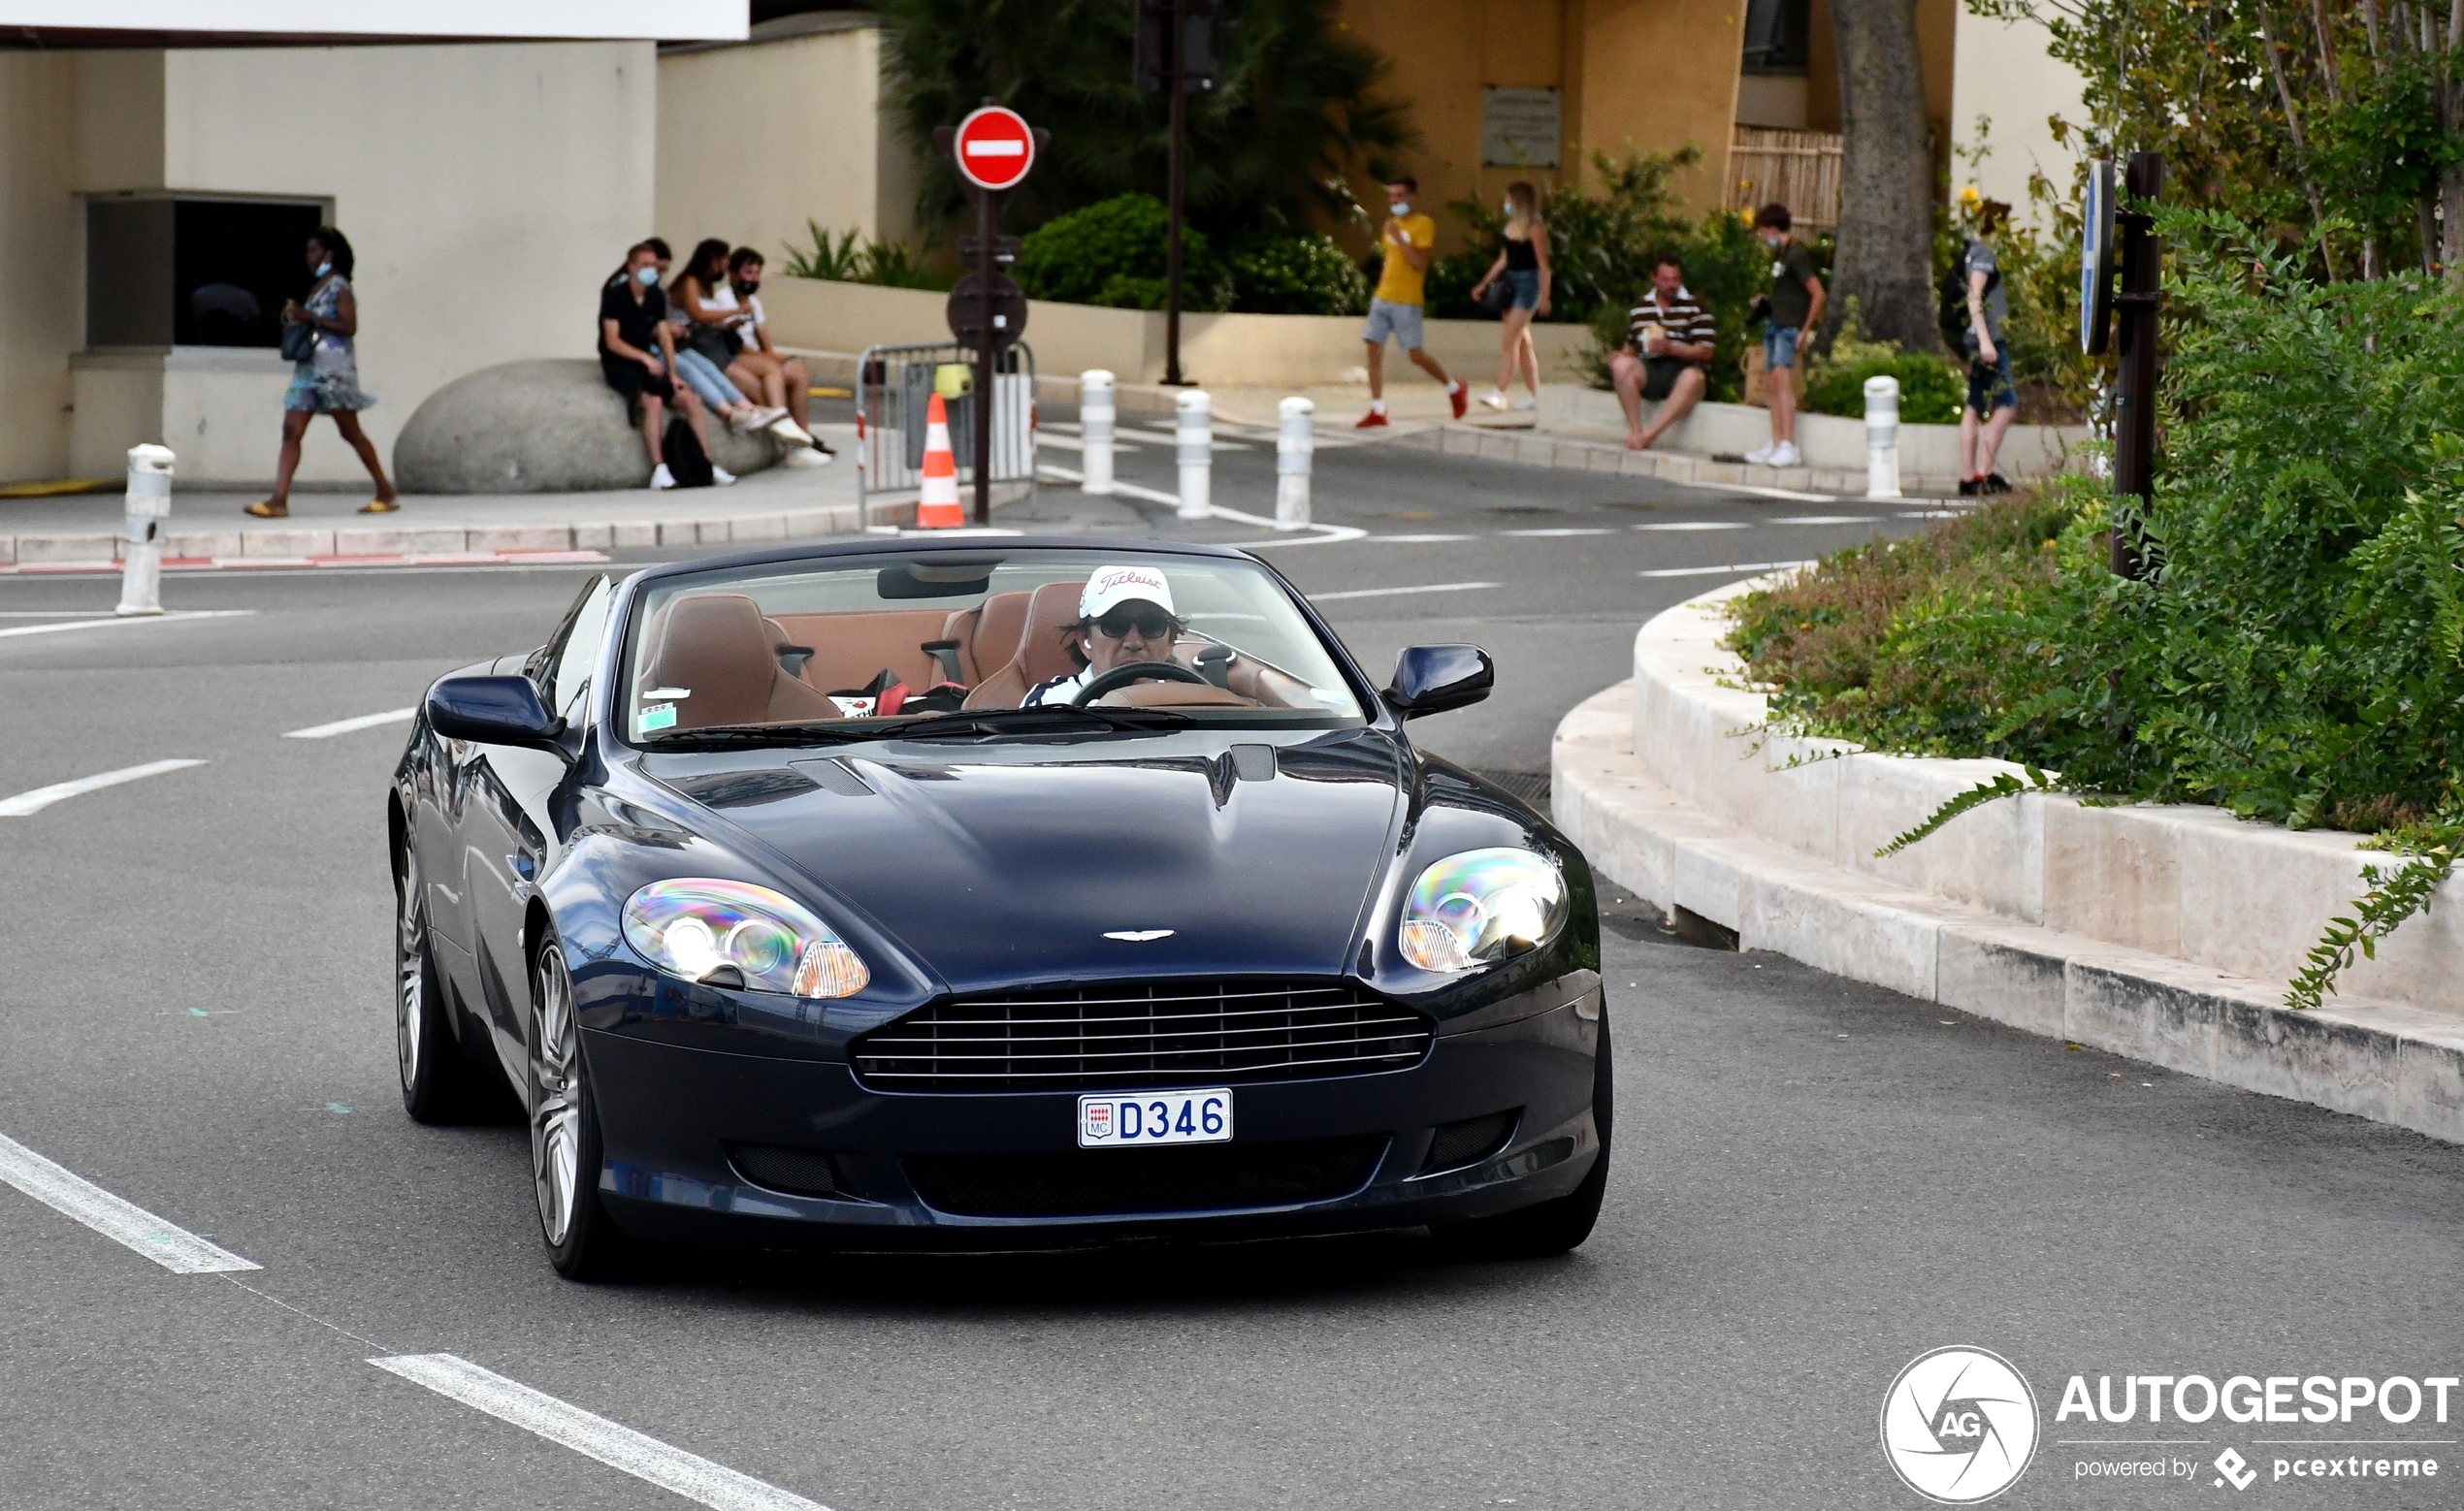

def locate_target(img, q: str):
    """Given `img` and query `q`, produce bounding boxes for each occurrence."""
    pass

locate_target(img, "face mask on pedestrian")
[314,260,332,276]
[636,265,659,285]
[1391,202,1410,219]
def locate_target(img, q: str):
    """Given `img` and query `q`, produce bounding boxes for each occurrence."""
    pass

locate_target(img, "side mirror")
[426,673,564,747]
[1384,644,1492,719]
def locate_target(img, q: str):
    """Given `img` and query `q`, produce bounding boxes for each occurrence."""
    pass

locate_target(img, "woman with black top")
[600,241,728,490]
[1470,181,1552,411]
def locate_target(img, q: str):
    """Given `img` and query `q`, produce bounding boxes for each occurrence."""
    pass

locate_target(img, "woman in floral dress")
[247,226,399,517]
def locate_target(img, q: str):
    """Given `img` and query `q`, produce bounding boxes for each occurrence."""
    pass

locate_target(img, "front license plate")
[1079,1088,1232,1148]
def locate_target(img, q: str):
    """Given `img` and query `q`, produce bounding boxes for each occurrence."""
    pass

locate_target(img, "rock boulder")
[394,358,779,494]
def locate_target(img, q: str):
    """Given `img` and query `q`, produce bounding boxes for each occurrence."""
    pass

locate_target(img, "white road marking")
[0,609,252,641]
[0,1131,260,1273]
[0,757,208,818]
[1367,533,1475,543]
[370,1354,827,1511]
[283,708,416,740]
[1719,485,1842,502]
[1637,561,1815,579]
[1031,432,1146,452]
[1899,509,1963,518]
[1031,465,1367,546]
[1767,515,1881,525]
[1312,581,1498,601]
[1633,521,1751,531]
[1498,528,1613,537]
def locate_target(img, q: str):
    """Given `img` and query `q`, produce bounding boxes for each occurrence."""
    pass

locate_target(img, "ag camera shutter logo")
[1881,1346,2041,1503]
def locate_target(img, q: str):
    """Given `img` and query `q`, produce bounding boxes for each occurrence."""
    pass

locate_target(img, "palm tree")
[877,0,1414,238]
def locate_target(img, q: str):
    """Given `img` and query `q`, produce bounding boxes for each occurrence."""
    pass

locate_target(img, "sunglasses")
[1093,606,1176,640]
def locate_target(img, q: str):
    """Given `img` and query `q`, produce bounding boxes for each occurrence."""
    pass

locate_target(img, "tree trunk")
[1825,0,1940,351]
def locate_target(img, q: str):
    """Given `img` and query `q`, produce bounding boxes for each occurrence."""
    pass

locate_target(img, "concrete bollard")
[1276,396,1314,528]
[115,443,176,617]
[1863,374,1903,500]
[1079,369,1116,496]
[1175,388,1211,521]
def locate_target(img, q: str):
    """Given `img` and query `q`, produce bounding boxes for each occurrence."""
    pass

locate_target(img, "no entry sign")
[954,105,1035,192]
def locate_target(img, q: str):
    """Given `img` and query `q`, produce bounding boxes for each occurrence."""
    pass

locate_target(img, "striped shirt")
[1628,285,1716,361]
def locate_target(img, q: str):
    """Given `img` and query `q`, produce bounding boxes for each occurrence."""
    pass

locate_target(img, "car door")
[462,576,613,1070]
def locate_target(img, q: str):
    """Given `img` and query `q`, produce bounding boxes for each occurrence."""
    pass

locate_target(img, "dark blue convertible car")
[390,537,1608,1277]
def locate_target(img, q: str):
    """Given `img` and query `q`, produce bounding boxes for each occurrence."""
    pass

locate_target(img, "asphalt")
[4,431,2459,1510]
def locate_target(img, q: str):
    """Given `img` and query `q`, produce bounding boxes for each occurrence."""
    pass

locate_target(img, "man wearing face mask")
[1357,176,1468,429]
[1746,203,1823,470]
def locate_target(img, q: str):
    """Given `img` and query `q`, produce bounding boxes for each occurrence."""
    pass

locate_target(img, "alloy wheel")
[530,947,583,1247]
[395,851,424,1093]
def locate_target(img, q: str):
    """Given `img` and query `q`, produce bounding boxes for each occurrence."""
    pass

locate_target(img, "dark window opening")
[1742,0,1812,75]
[85,195,326,350]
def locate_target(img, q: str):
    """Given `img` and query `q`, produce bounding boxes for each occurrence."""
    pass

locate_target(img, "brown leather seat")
[938,590,1031,684]
[770,608,953,693]
[646,593,836,728]
[962,580,1087,708]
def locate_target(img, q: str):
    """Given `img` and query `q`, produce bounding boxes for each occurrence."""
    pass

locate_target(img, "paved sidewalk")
[0,428,886,566]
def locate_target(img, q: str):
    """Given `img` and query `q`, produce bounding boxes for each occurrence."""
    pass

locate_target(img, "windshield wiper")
[646,723,876,750]
[891,704,1193,740]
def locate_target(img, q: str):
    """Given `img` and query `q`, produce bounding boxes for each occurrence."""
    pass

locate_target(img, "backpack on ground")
[663,415,714,488]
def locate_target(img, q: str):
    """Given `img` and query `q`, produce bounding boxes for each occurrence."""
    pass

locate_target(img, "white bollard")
[115,443,176,617]
[1276,396,1314,528]
[1079,369,1116,496]
[1863,374,1903,500]
[1175,388,1211,521]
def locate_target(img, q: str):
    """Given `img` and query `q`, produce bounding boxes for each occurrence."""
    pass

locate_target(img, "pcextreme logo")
[1881,1346,2041,1503]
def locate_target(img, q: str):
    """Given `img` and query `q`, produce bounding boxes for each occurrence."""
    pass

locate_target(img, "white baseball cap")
[1080,564,1175,620]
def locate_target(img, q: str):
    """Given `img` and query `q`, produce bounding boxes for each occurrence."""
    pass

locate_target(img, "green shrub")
[1223,233,1369,315]
[1726,209,2464,1007]
[780,220,953,290]
[1015,193,1226,310]
[1802,349,1963,425]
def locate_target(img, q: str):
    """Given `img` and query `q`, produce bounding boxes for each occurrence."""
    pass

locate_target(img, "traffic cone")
[917,392,963,530]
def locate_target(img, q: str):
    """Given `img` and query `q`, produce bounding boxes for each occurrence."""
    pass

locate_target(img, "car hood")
[642,731,1409,991]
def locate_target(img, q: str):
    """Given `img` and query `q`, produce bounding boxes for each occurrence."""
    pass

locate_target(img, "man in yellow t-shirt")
[1358,176,1467,428]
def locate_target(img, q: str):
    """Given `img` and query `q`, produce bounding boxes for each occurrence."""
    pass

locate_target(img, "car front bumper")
[583,985,1605,1250]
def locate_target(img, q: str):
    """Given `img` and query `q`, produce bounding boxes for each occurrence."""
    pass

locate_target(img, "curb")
[1552,686,2464,1148]
[0,498,928,569]
[1391,420,1966,499]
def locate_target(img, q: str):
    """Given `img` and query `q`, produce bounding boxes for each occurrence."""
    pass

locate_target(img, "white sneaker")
[1479,388,1509,410]
[650,463,675,490]
[1743,444,1779,466]
[711,464,736,486]
[748,405,787,428]
[725,408,760,434]
[1769,441,1803,467]
[1511,394,1538,411]
[768,416,816,447]
[780,445,831,468]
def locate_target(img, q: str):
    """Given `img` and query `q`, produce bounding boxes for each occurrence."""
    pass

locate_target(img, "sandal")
[243,500,288,518]
[359,498,401,514]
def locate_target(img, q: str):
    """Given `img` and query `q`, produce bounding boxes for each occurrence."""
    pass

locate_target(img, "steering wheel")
[1073,659,1209,705]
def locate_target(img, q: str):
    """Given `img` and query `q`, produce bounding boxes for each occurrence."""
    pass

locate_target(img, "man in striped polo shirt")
[1610,253,1716,451]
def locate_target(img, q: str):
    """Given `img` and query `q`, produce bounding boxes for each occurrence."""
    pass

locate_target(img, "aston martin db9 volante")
[390,538,1608,1277]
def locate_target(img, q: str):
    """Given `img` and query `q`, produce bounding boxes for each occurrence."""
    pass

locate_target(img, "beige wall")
[1,53,81,483]
[1572,0,1745,214]
[657,17,917,271]
[146,41,655,483]
[1951,5,2085,221]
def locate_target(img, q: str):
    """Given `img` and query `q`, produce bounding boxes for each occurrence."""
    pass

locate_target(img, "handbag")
[686,323,741,367]
[1478,277,1515,316]
[279,318,316,363]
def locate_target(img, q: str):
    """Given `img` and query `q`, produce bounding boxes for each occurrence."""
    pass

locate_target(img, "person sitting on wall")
[1609,253,1717,452]
[600,241,730,491]
[670,239,820,456]
[724,247,831,466]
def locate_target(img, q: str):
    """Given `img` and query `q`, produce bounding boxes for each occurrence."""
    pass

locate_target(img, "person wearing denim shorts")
[1356,176,1467,427]
[1747,203,1824,469]
[1470,181,1552,410]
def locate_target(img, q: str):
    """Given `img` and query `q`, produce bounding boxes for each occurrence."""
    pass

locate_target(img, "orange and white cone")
[917,392,963,530]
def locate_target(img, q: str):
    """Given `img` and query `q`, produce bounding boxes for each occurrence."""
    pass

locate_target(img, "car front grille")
[904,1137,1387,1218]
[851,980,1433,1092]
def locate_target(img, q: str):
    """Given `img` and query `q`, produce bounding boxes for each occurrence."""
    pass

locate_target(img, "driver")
[1022,565,1184,707]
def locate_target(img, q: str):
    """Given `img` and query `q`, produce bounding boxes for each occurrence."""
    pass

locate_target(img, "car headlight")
[1397,848,1567,974]
[621,879,869,997]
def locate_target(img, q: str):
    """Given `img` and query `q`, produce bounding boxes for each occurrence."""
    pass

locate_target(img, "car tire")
[1435,1008,1614,1261]
[396,846,488,1124]
[528,938,629,1281]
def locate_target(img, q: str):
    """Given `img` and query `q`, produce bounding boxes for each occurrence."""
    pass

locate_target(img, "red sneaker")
[1355,410,1389,429]
[1448,381,1468,419]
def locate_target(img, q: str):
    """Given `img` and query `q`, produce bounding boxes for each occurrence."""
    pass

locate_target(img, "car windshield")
[620,549,1367,744]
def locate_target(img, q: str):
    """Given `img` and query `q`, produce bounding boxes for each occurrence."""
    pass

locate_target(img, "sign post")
[1136,0,1219,387]
[2106,154,2160,580]
[939,103,1045,526]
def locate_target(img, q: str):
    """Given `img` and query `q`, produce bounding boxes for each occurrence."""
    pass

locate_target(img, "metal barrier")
[855,340,1037,530]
